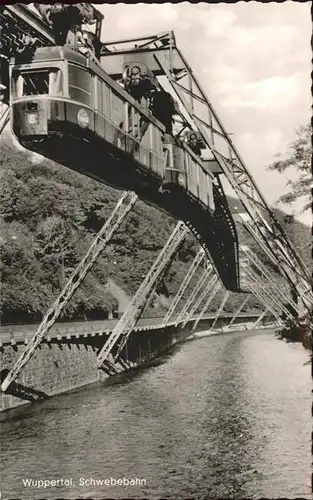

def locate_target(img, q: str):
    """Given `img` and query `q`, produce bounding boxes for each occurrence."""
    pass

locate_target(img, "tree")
[267,124,311,212]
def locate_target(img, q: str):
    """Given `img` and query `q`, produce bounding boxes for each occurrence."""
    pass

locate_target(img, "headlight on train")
[178,173,185,186]
[77,108,90,128]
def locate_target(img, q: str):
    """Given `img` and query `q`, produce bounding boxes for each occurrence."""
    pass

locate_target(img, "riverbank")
[275,319,312,351]
[1,313,272,412]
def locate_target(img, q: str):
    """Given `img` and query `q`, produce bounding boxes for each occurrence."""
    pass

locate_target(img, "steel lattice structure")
[175,267,212,325]
[99,31,311,313]
[97,221,189,368]
[182,275,219,329]
[192,280,223,332]
[241,262,288,321]
[237,215,312,310]
[1,191,138,392]
[240,245,299,315]
[209,290,230,331]
[163,247,205,325]
[225,296,251,330]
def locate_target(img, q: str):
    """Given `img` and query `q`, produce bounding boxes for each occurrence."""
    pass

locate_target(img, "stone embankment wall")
[0,325,190,412]
[0,314,269,412]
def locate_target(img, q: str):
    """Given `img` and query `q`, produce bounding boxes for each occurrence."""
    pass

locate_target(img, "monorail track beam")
[0,10,310,310]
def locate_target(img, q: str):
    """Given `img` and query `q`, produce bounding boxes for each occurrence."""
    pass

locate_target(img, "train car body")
[10,46,240,291]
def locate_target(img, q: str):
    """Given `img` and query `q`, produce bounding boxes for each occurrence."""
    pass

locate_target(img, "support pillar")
[182,275,219,328]
[175,266,213,325]
[250,308,269,330]
[97,221,189,368]
[1,191,138,392]
[192,280,221,331]
[239,222,313,314]
[244,277,283,326]
[241,245,298,315]
[243,266,292,320]
[209,289,230,331]
[163,247,205,325]
[226,295,250,329]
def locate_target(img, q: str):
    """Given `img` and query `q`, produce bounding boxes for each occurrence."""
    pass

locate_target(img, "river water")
[1,328,311,499]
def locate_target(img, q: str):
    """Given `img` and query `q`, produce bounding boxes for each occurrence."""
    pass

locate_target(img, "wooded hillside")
[1,134,310,323]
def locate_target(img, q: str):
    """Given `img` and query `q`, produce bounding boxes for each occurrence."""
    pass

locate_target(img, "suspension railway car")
[10,46,240,291]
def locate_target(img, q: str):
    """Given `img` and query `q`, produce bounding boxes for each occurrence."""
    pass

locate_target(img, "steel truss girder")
[97,221,189,368]
[1,191,138,393]
[191,279,221,331]
[226,295,251,329]
[210,290,231,331]
[175,266,212,325]
[241,267,286,322]
[240,245,299,314]
[182,274,219,328]
[0,4,54,102]
[242,272,282,325]
[242,261,293,320]
[119,32,312,311]
[102,31,177,53]
[250,308,270,330]
[248,286,282,326]
[238,218,313,312]
[163,247,205,325]
[242,265,290,319]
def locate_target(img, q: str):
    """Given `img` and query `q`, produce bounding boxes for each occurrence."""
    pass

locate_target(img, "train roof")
[14,46,88,66]
[11,46,175,134]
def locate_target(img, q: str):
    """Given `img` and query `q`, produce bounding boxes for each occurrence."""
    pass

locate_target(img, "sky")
[96,1,311,224]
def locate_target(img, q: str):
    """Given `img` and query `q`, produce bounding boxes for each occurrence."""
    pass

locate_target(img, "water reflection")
[1,329,311,499]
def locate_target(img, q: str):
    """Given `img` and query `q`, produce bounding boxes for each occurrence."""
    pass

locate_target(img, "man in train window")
[149,89,177,135]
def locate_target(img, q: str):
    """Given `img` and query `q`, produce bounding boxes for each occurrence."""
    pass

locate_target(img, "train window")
[23,72,49,95]
[155,127,163,157]
[130,108,140,138]
[49,70,63,96]
[102,82,112,117]
[110,89,124,126]
[68,64,91,105]
[96,77,103,114]
[12,69,62,98]
[149,123,163,155]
